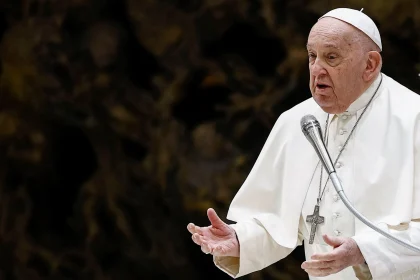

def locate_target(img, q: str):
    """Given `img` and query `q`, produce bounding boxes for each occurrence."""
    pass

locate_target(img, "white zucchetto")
[319,8,382,51]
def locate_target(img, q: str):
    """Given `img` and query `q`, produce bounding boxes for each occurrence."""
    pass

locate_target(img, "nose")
[310,58,327,77]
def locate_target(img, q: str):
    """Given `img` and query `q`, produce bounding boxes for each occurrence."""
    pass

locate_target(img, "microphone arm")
[301,114,420,254]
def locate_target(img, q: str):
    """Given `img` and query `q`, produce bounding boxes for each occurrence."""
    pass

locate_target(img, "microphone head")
[300,114,335,174]
[300,114,321,136]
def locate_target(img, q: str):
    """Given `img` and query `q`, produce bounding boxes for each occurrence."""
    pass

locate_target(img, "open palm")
[187,208,239,257]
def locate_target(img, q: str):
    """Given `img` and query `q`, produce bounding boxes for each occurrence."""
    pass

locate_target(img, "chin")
[319,104,347,114]
[314,99,340,114]
[320,107,341,114]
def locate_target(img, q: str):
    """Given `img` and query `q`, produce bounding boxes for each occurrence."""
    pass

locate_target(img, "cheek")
[332,67,353,90]
[331,68,358,102]
[309,74,314,83]
[329,68,341,87]
[329,68,348,100]
[309,64,321,77]
[309,74,316,88]
[308,66,314,78]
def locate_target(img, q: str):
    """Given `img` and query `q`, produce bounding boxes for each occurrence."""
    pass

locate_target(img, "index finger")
[187,223,204,235]
[311,251,340,261]
[187,223,197,234]
[302,259,334,269]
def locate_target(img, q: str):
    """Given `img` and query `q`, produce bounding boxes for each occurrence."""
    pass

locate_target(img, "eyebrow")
[306,43,341,50]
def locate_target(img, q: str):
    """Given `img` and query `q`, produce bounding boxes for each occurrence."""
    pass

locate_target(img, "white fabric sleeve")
[213,219,304,278]
[352,221,420,279]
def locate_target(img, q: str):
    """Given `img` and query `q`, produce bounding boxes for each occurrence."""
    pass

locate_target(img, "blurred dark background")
[0,0,418,279]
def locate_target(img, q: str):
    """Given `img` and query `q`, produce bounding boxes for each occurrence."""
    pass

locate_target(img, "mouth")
[315,83,331,91]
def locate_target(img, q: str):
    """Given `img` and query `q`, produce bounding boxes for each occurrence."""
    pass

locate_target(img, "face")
[307,18,369,114]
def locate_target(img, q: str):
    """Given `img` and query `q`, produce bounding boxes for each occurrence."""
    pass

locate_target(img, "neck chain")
[306,74,383,245]
[316,74,383,206]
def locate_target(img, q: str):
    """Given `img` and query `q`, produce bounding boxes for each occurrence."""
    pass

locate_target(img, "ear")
[363,51,382,81]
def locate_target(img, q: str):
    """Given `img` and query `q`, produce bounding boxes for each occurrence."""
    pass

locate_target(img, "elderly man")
[187,8,420,280]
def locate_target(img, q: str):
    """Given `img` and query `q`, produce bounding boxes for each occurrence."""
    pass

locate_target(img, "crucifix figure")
[306,205,324,244]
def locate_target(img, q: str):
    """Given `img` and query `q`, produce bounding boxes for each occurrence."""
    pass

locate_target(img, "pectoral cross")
[306,205,324,244]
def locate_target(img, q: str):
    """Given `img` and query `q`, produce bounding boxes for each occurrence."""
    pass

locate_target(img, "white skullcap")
[319,8,382,51]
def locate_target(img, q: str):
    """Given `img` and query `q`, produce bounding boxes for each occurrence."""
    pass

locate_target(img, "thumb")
[323,234,344,248]
[207,208,227,228]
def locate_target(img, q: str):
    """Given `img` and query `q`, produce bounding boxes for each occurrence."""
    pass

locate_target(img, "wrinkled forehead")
[307,18,359,50]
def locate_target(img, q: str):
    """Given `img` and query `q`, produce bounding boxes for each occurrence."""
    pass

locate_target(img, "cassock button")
[333,194,340,201]
[336,162,343,168]
[333,212,340,218]
[338,145,343,151]
[342,115,348,120]
[334,230,341,236]
[339,129,346,135]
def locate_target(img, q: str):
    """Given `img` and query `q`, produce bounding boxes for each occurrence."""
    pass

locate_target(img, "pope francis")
[187,7,420,280]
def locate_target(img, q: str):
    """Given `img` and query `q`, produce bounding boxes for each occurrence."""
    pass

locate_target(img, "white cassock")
[213,73,420,280]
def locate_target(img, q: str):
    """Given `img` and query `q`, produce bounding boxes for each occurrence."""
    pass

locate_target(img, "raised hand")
[187,208,239,257]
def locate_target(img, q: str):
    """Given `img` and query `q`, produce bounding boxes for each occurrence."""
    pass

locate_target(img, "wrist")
[229,225,240,257]
[351,238,366,265]
[356,250,366,265]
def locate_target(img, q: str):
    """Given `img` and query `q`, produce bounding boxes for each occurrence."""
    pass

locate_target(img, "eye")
[327,54,337,60]
[308,53,316,61]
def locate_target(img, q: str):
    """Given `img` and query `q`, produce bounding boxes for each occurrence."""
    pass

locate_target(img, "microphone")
[300,115,336,175]
[301,114,420,254]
